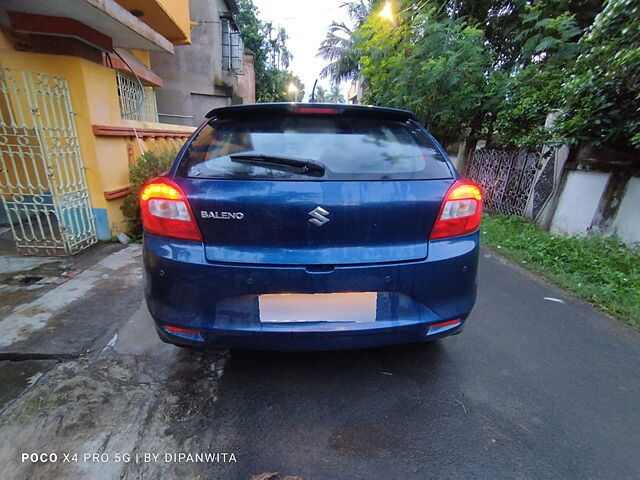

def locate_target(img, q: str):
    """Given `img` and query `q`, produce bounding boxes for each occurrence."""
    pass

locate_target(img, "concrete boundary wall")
[612,177,640,245]
[549,170,639,246]
[550,171,611,237]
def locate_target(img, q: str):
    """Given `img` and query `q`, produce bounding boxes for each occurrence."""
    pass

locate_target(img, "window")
[115,71,158,122]
[178,115,453,181]
[221,18,243,73]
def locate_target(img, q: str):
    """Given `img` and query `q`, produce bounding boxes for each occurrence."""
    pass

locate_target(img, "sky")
[250,0,352,101]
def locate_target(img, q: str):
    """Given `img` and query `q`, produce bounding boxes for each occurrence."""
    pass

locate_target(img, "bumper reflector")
[428,318,462,335]
[164,325,204,341]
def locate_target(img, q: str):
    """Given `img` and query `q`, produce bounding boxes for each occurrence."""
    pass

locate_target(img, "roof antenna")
[309,79,318,103]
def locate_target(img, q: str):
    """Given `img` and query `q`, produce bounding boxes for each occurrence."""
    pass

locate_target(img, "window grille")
[221,18,243,73]
[115,71,158,122]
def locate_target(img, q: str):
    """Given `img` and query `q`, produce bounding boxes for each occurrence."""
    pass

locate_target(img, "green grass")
[481,214,640,330]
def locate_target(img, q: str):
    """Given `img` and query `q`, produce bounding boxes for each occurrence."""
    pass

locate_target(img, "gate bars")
[466,148,541,217]
[0,67,97,256]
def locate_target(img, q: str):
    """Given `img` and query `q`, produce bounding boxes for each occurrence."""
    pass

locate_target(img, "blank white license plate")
[259,292,377,323]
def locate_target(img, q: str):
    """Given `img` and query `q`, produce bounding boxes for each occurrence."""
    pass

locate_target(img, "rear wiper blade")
[229,154,325,177]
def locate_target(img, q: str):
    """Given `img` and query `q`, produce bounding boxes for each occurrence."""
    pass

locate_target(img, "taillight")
[140,177,202,242]
[430,179,482,240]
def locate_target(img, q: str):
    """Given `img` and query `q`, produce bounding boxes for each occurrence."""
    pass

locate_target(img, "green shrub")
[482,214,640,329]
[121,149,177,235]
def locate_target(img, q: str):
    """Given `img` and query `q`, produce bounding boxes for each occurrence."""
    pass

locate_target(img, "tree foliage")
[320,0,637,152]
[555,0,640,151]
[258,69,305,103]
[235,0,304,102]
[326,85,346,103]
[317,1,373,84]
[315,85,328,102]
[357,7,494,143]
[492,5,583,147]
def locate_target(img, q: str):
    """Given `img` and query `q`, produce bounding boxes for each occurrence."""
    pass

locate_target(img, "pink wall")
[237,52,255,104]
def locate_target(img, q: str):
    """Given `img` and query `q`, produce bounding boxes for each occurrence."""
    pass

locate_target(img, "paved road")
[1,247,639,479]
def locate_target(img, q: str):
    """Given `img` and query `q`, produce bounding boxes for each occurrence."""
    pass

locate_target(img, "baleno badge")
[201,211,244,220]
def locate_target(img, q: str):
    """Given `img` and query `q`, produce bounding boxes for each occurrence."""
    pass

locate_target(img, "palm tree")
[277,27,292,69]
[317,1,372,84]
[315,85,328,102]
[326,85,345,103]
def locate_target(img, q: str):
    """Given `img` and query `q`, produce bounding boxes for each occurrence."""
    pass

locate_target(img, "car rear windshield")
[177,115,453,181]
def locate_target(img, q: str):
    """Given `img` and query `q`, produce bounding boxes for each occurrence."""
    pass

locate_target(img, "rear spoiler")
[205,103,419,123]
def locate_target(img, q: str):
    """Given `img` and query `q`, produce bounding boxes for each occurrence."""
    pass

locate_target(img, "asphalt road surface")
[1,247,639,479]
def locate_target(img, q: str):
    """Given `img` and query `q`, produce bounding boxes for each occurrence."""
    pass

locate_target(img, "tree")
[235,0,269,90]
[322,0,636,153]
[438,0,602,69]
[556,0,640,152]
[317,1,373,84]
[326,85,345,103]
[492,5,583,148]
[277,27,292,69]
[265,24,292,70]
[315,85,328,102]
[259,70,305,103]
[286,74,305,102]
[356,6,494,143]
[235,0,301,102]
[436,0,602,148]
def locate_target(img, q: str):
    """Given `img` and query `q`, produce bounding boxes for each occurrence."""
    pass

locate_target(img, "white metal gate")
[0,68,97,256]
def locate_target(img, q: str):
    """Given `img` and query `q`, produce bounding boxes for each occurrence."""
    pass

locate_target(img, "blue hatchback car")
[142,103,481,350]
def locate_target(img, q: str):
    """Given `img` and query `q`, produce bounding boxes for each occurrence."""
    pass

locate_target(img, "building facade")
[151,0,255,127]
[347,76,365,104]
[0,0,252,256]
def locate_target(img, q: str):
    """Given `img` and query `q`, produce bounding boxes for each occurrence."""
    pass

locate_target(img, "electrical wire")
[113,49,146,117]
[112,49,146,153]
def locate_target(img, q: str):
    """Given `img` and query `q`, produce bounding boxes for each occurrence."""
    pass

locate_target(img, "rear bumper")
[143,232,479,351]
[155,320,465,351]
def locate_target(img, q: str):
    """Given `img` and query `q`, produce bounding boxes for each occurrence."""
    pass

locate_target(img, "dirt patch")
[0,240,124,320]
[0,339,229,479]
[0,359,58,411]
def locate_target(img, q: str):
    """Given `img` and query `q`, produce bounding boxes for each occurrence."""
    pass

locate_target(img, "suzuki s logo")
[308,206,330,227]
[201,211,244,220]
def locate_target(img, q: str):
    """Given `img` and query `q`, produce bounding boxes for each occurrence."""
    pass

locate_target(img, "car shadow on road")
[183,341,455,479]
[224,340,447,383]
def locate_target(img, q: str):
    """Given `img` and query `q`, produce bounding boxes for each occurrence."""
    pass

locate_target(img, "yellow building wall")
[0,32,194,239]
[0,49,108,213]
[114,0,191,45]
[157,0,191,45]
[130,50,151,67]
